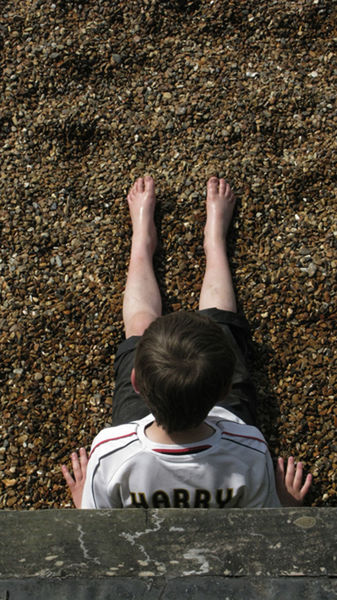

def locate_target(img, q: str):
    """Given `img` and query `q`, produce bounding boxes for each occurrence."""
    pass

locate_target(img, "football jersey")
[81,406,281,509]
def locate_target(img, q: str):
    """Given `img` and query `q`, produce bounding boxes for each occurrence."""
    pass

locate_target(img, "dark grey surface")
[0,578,336,600]
[0,508,336,599]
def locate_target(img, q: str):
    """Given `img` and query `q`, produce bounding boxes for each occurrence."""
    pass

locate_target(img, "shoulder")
[89,415,153,459]
[208,405,245,424]
[208,406,269,455]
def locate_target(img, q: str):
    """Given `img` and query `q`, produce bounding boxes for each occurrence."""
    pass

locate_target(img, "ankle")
[203,236,227,257]
[130,239,156,263]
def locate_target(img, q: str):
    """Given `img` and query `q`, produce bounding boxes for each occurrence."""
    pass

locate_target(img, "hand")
[276,456,312,507]
[61,447,88,508]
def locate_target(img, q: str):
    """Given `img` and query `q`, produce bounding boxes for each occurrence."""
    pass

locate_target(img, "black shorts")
[111,308,257,427]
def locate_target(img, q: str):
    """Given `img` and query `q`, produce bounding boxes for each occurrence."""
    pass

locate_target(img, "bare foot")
[127,176,157,254]
[204,177,236,252]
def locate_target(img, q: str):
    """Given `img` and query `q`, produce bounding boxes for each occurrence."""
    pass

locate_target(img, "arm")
[276,456,312,506]
[61,448,88,509]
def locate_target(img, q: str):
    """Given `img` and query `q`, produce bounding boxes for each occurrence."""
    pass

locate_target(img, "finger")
[300,473,313,499]
[61,464,75,489]
[79,447,88,474]
[71,452,82,481]
[293,461,304,491]
[285,456,295,488]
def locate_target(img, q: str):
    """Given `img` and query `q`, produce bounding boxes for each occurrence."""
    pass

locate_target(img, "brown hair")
[134,311,235,433]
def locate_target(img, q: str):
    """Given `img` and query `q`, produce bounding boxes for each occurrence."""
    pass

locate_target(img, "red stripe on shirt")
[221,430,267,446]
[89,432,137,457]
[153,445,212,455]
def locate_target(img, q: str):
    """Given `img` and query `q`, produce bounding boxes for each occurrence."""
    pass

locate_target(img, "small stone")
[6,497,18,507]
[307,263,317,277]
[3,478,17,487]
[13,368,24,377]
[111,54,122,64]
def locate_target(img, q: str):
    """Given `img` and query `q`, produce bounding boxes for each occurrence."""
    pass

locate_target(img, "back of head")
[134,311,235,433]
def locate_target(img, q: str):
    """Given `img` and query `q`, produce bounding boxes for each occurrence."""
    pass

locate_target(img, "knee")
[125,311,158,338]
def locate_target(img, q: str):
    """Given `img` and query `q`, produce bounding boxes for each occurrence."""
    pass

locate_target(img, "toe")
[219,178,226,194]
[227,185,235,201]
[207,176,219,190]
[135,177,145,192]
[144,175,155,190]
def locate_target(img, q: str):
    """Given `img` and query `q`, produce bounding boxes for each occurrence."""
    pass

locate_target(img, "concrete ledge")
[0,577,336,600]
[0,508,336,598]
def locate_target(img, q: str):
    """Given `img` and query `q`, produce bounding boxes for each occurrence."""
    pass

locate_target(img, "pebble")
[307,263,317,277]
[0,0,335,510]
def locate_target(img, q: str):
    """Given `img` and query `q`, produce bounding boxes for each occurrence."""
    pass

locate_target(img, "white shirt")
[81,406,281,509]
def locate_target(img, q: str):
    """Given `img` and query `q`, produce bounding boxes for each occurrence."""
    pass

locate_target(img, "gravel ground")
[0,0,336,509]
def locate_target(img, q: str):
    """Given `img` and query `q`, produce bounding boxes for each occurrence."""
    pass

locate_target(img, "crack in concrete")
[77,524,101,565]
[119,512,167,575]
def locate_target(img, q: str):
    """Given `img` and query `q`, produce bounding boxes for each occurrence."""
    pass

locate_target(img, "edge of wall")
[0,508,336,599]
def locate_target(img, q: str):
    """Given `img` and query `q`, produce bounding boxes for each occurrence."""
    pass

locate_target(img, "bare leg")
[199,177,237,312]
[123,176,162,338]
